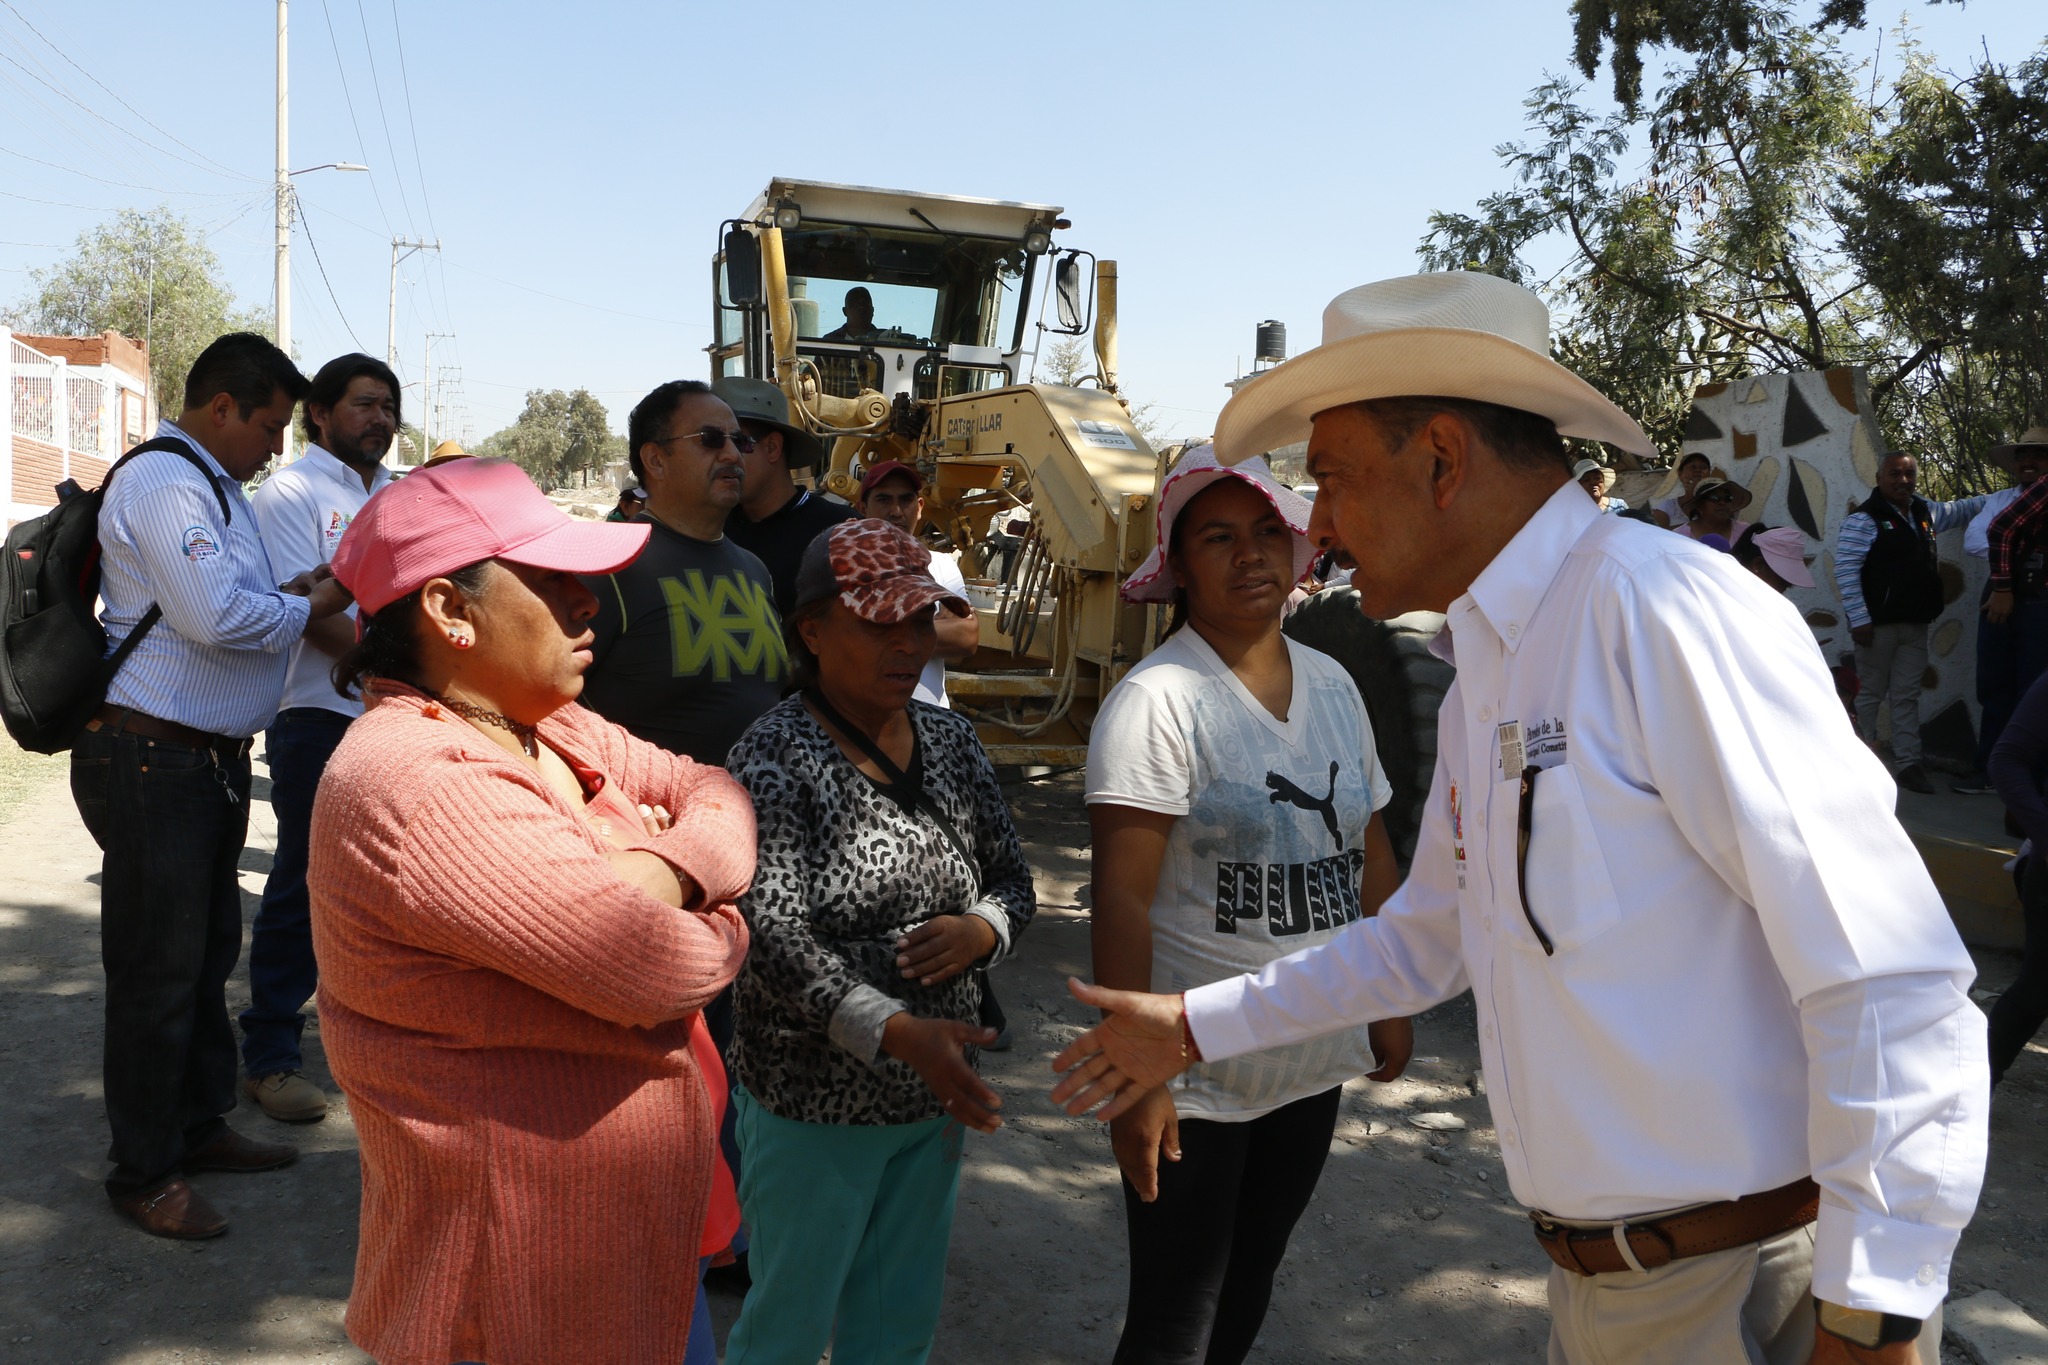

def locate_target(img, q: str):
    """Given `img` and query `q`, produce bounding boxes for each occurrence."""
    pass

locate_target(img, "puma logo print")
[1266,762,1342,850]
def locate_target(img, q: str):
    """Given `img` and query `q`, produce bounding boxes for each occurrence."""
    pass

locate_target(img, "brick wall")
[11,437,63,507]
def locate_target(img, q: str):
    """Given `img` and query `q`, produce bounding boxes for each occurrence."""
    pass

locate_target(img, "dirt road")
[0,759,2041,1363]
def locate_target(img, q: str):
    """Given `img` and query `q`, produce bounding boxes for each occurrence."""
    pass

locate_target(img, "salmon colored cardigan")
[309,689,754,1365]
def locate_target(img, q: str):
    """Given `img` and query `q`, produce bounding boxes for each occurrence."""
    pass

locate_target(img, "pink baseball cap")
[332,458,650,616]
[1752,526,1814,588]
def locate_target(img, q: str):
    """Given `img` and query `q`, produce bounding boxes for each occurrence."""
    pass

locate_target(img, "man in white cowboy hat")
[1958,425,2048,792]
[1833,450,1992,794]
[1049,271,1986,1365]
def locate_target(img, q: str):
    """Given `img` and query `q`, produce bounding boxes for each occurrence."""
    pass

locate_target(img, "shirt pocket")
[1493,763,1626,957]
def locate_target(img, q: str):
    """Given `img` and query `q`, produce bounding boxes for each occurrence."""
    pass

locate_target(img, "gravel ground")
[0,762,2041,1363]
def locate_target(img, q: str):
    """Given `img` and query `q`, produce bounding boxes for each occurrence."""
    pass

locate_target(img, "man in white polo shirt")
[1052,273,1988,1365]
[241,353,398,1123]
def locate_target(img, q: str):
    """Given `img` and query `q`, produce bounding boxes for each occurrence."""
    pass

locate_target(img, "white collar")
[1448,480,1600,654]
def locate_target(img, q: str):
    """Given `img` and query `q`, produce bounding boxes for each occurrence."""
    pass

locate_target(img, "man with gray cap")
[1050,272,1986,1365]
[717,376,856,615]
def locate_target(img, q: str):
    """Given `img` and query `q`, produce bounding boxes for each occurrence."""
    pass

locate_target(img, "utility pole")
[388,238,440,370]
[424,331,454,456]
[273,0,290,450]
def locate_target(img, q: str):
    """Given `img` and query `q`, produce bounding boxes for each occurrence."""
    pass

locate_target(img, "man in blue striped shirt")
[70,333,353,1240]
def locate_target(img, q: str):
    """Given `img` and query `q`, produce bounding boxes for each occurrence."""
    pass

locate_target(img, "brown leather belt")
[1531,1177,1819,1276]
[89,704,250,757]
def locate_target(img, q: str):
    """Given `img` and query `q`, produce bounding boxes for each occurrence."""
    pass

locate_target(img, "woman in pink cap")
[310,458,755,1365]
[1085,445,1412,1365]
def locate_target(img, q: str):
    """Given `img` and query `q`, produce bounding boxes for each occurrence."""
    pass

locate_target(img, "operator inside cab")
[822,286,883,342]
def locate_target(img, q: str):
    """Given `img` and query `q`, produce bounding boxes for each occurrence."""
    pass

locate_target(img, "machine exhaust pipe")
[1094,259,1119,395]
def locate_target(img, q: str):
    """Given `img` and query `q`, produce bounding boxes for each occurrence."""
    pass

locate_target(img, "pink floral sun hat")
[1121,444,1318,603]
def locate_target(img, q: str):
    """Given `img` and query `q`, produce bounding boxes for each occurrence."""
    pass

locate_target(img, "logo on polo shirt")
[182,525,220,562]
[324,508,353,549]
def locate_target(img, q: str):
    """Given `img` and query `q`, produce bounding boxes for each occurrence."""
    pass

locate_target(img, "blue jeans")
[240,707,353,1077]
[1975,595,2048,771]
[70,720,251,1192]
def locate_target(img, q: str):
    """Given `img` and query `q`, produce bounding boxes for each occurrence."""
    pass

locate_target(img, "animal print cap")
[794,518,971,625]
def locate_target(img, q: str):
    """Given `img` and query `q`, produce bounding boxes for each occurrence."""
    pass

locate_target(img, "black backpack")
[1,437,231,753]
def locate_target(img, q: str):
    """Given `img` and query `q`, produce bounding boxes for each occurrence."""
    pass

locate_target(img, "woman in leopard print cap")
[723,517,1035,1365]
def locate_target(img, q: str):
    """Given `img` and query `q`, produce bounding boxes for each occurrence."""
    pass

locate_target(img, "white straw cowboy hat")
[1122,446,1316,603]
[1211,273,1655,465]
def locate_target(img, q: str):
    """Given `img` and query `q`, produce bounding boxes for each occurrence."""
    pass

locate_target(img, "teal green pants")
[724,1087,965,1365]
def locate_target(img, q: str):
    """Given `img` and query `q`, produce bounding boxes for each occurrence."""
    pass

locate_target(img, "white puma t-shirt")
[1086,629,1393,1121]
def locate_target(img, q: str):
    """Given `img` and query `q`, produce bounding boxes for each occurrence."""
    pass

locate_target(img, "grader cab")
[712,177,1169,766]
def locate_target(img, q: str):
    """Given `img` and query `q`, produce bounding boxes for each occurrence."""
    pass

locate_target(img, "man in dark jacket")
[1832,451,1989,793]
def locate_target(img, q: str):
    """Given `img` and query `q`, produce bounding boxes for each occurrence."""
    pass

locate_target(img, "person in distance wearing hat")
[1732,524,1817,595]
[1571,456,1626,513]
[856,460,978,708]
[1051,272,1985,1365]
[717,376,856,616]
[1833,451,1991,795]
[1959,426,2048,792]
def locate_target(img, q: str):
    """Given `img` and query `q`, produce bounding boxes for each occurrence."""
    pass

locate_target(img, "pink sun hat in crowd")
[1752,526,1814,588]
[1121,444,1318,603]
[332,457,650,617]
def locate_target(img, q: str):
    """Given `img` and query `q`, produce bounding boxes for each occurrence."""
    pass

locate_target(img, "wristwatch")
[1815,1299,1924,1348]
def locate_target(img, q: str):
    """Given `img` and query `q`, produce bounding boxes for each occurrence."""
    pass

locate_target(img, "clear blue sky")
[3,1,2040,445]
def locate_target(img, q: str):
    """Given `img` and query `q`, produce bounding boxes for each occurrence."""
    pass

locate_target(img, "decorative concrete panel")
[1668,368,1983,754]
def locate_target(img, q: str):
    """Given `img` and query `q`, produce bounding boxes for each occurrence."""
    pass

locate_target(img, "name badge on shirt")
[1496,721,1525,780]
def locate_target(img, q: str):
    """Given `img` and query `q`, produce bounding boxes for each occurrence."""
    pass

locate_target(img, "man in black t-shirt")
[717,376,856,615]
[581,380,788,766]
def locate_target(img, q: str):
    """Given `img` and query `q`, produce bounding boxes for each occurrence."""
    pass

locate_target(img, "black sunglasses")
[654,426,756,454]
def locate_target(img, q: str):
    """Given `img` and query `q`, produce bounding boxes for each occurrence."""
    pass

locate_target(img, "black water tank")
[1255,320,1287,364]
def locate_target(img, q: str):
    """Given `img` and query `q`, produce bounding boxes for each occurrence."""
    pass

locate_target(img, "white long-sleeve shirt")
[250,444,391,716]
[1963,484,2021,560]
[1186,482,1987,1320]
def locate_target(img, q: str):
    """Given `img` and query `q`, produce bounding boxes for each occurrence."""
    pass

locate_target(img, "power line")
[352,0,420,235]
[386,0,437,239]
[0,0,258,182]
[297,205,367,351]
[0,45,257,185]
[317,0,395,237]
[0,141,248,197]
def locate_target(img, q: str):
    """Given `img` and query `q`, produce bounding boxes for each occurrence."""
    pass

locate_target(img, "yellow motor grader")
[711,178,1450,860]
[712,177,1168,767]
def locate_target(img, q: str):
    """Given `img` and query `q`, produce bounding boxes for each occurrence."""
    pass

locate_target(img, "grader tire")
[1283,588,1453,867]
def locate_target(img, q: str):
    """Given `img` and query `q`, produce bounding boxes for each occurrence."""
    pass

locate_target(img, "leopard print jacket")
[726,696,1036,1126]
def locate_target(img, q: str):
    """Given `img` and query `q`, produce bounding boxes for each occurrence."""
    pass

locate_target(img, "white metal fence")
[9,337,58,445]
[7,337,117,457]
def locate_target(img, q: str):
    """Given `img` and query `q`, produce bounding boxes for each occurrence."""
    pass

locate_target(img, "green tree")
[1421,14,1898,461]
[1839,47,2048,488]
[14,206,269,410]
[478,388,614,490]
[1570,0,1962,115]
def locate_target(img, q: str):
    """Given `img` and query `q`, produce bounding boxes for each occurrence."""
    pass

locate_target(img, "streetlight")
[272,0,370,453]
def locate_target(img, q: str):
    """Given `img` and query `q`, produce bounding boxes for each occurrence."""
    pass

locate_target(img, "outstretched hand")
[1049,977,1193,1122]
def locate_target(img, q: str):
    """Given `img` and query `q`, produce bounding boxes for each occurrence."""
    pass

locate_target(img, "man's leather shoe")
[110,1178,227,1240]
[1897,763,1936,795]
[181,1125,298,1174]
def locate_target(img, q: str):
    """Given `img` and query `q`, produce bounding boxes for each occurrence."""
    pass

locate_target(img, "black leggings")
[1992,857,2048,1084]
[1113,1086,1341,1365]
